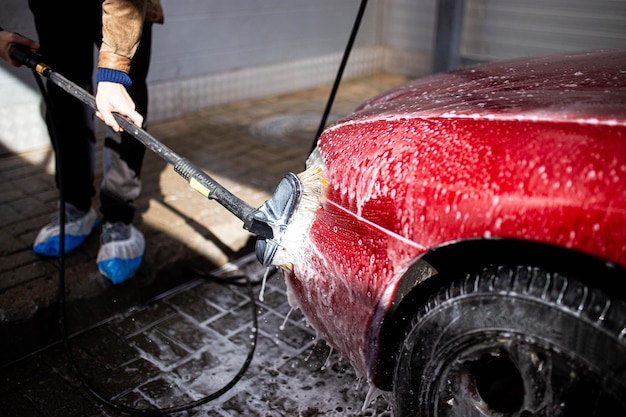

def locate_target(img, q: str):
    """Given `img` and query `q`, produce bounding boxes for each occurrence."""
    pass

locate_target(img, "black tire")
[392,265,626,417]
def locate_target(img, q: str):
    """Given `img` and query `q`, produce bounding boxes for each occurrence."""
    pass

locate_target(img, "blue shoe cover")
[33,206,99,256]
[97,256,143,284]
[97,223,145,284]
[33,234,88,256]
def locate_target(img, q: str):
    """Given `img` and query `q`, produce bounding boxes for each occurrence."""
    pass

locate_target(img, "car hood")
[352,48,626,125]
[317,48,626,268]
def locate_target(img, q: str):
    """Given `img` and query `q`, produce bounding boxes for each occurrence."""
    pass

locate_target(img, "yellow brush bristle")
[297,166,327,206]
[271,165,327,269]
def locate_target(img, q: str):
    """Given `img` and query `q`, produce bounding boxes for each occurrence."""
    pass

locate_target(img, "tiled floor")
[1,255,393,416]
[0,73,408,416]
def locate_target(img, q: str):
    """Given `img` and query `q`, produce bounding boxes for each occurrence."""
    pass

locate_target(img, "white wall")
[148,0,387,122]
[0,0,386,155]
[2,0,625,155]
[151,0,382,82]
[381,0,438,76]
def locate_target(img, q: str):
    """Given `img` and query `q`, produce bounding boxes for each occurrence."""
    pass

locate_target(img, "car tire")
[392,264,626,417]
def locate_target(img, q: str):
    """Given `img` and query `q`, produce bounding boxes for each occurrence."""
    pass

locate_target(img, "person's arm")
[95,0,148,132]
[0,27,40,67]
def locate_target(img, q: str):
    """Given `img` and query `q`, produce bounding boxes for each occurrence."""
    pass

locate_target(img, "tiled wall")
[1,0,394,155]
[148,46,389,122]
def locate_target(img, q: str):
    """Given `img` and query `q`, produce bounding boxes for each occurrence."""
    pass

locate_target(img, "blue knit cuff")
[96,68,132,88]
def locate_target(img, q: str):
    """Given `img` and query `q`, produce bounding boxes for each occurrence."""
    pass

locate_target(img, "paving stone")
[0,352,52,396]
[0,391,43,417]
[129,327,191,366]
[136,376,195,409]
[111,390,153,411]
[165,284,228,323]
[0,261,57,293]
[99,357,164,400]
[0,184,24,205]
[23,373,95,417]
[7,195,48,221]
[219,391,270,417]
[172,349,222,384]
[174,348,253,399]
[231,327,301,371]
[55,346,164,401]
[257,287,295,316]
[192,279,250,311]
[157,315,219,352]
[108,302,179,338]
[0,244,42,274]
[0,202,21,228]
[73,327,140,369]
[258,311,317,350]
[206,308,250,338]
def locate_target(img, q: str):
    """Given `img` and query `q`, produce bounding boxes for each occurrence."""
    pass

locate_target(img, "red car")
[260,48,626,416]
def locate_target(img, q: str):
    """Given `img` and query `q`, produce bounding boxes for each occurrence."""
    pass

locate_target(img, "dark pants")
[28,0,152,224]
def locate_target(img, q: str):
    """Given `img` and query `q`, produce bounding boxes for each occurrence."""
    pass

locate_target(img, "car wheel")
[392,264,626,416]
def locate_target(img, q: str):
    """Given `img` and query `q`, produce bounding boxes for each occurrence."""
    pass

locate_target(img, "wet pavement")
[0,74,408,416]
[0,254,393,416]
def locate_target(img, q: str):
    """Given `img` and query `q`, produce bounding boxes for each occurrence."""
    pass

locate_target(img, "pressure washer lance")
[10,45,321,266]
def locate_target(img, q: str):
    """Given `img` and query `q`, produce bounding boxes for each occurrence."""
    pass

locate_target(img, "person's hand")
[95,81,144,132]
[0,30,40,67]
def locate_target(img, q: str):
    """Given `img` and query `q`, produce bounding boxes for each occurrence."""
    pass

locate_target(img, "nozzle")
[249,173,302,265]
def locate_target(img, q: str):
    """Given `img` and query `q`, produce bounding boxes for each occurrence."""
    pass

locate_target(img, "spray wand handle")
[8,43,45,70]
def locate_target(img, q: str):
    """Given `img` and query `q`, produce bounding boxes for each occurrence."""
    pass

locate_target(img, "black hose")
[25,56,260,417]
[311,0,369,154]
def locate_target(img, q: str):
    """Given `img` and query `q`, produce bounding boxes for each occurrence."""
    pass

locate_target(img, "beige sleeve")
[98,0,148,73]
